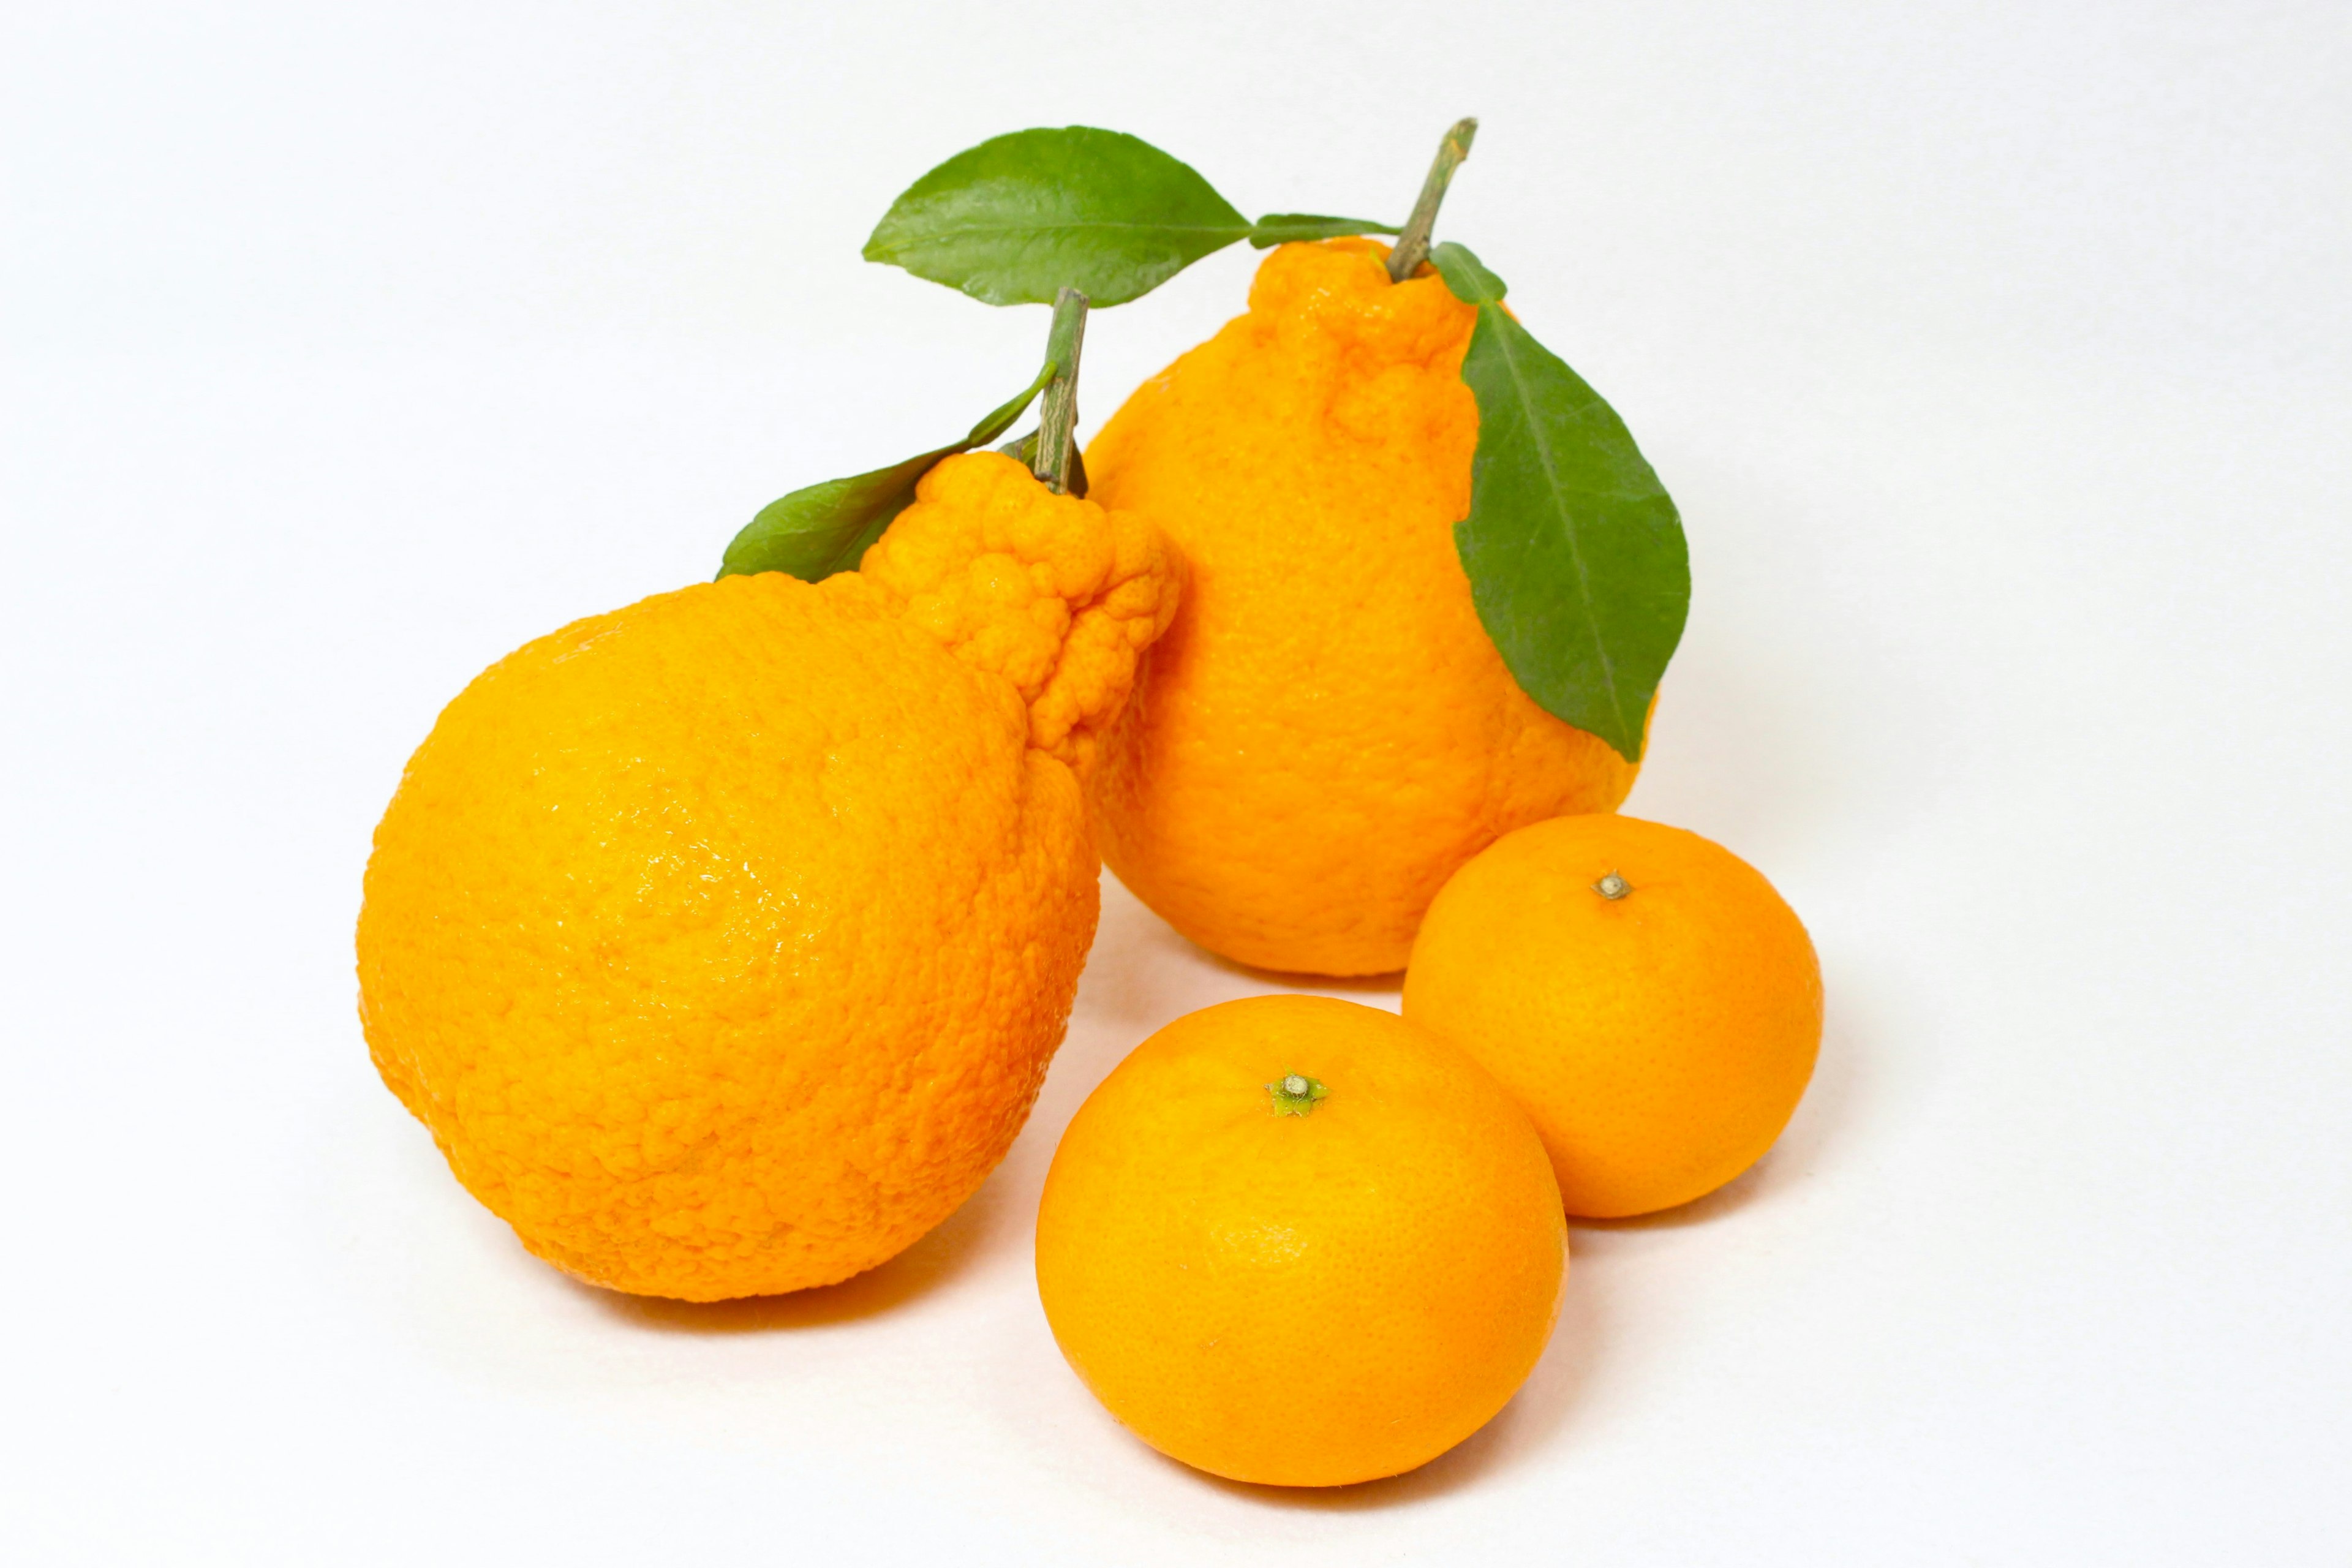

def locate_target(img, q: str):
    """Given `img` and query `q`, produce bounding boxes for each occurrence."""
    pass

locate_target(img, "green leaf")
[1246,213,1401,249]
[1430,242,1690,763]
[863,127,1253,306]
[717,363,1055,581]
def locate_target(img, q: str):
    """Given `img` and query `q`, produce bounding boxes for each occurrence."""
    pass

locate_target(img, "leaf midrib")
[876,216,1255,247]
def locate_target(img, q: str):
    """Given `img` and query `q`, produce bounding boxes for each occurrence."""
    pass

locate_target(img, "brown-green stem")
[1387,118,1479,282]
[1033,287,1090,493]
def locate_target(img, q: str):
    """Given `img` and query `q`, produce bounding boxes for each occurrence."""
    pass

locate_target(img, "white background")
[4,2,2346,1561]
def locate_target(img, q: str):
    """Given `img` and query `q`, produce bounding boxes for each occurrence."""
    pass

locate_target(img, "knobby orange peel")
[358,452,1179,1301]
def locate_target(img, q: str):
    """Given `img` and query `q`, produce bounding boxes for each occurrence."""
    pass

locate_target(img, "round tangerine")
[1404,814,1822,1218]
[1035,995,1567,1487]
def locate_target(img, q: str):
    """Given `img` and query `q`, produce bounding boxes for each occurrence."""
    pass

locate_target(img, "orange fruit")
[1035,995,1566,1487]
[1403,814,1822,1218]
[1084,238,1641,978]
[358,452,1179,1300]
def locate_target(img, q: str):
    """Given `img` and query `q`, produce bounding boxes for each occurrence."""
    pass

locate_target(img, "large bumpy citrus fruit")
[1403,814,1822,1218]
[1083,238,1642,977]
[1035,995,1566,1487]
[358,452,1179,1301]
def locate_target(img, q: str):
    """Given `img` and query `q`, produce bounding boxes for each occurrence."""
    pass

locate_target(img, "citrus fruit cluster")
[1035,811,1819,1487]
[355,121,1821,1491]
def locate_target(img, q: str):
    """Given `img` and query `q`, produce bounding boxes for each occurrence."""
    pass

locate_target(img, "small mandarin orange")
[1403,813,1822,1218]
[1035,995,1566,1487]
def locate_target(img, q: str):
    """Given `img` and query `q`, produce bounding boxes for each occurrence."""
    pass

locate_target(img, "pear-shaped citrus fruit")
[358,452,1179,1300]
[1403,813,1822,1218]
[1083,238,1642,977]
[1036,994,1566,1487]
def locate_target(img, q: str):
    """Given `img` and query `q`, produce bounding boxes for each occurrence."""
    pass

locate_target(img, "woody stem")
[1033,287,1090,493]
[1386,117,1479,282]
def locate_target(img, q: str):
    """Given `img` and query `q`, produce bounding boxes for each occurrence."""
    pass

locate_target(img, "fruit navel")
[1266,1073,1330,1117]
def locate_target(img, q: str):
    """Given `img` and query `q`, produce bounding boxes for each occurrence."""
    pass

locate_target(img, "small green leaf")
[1247,213,1401,249]
[956,363,1066,451]
[1430,242,1689,763]
[864,127,1252,307]
[717,362,1055,581]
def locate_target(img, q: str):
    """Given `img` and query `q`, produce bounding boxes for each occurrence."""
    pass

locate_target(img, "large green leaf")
[717,364,1055,581]
[863,127,1400,306]
[1430,242,1689,763]
[864,127,1251,306]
